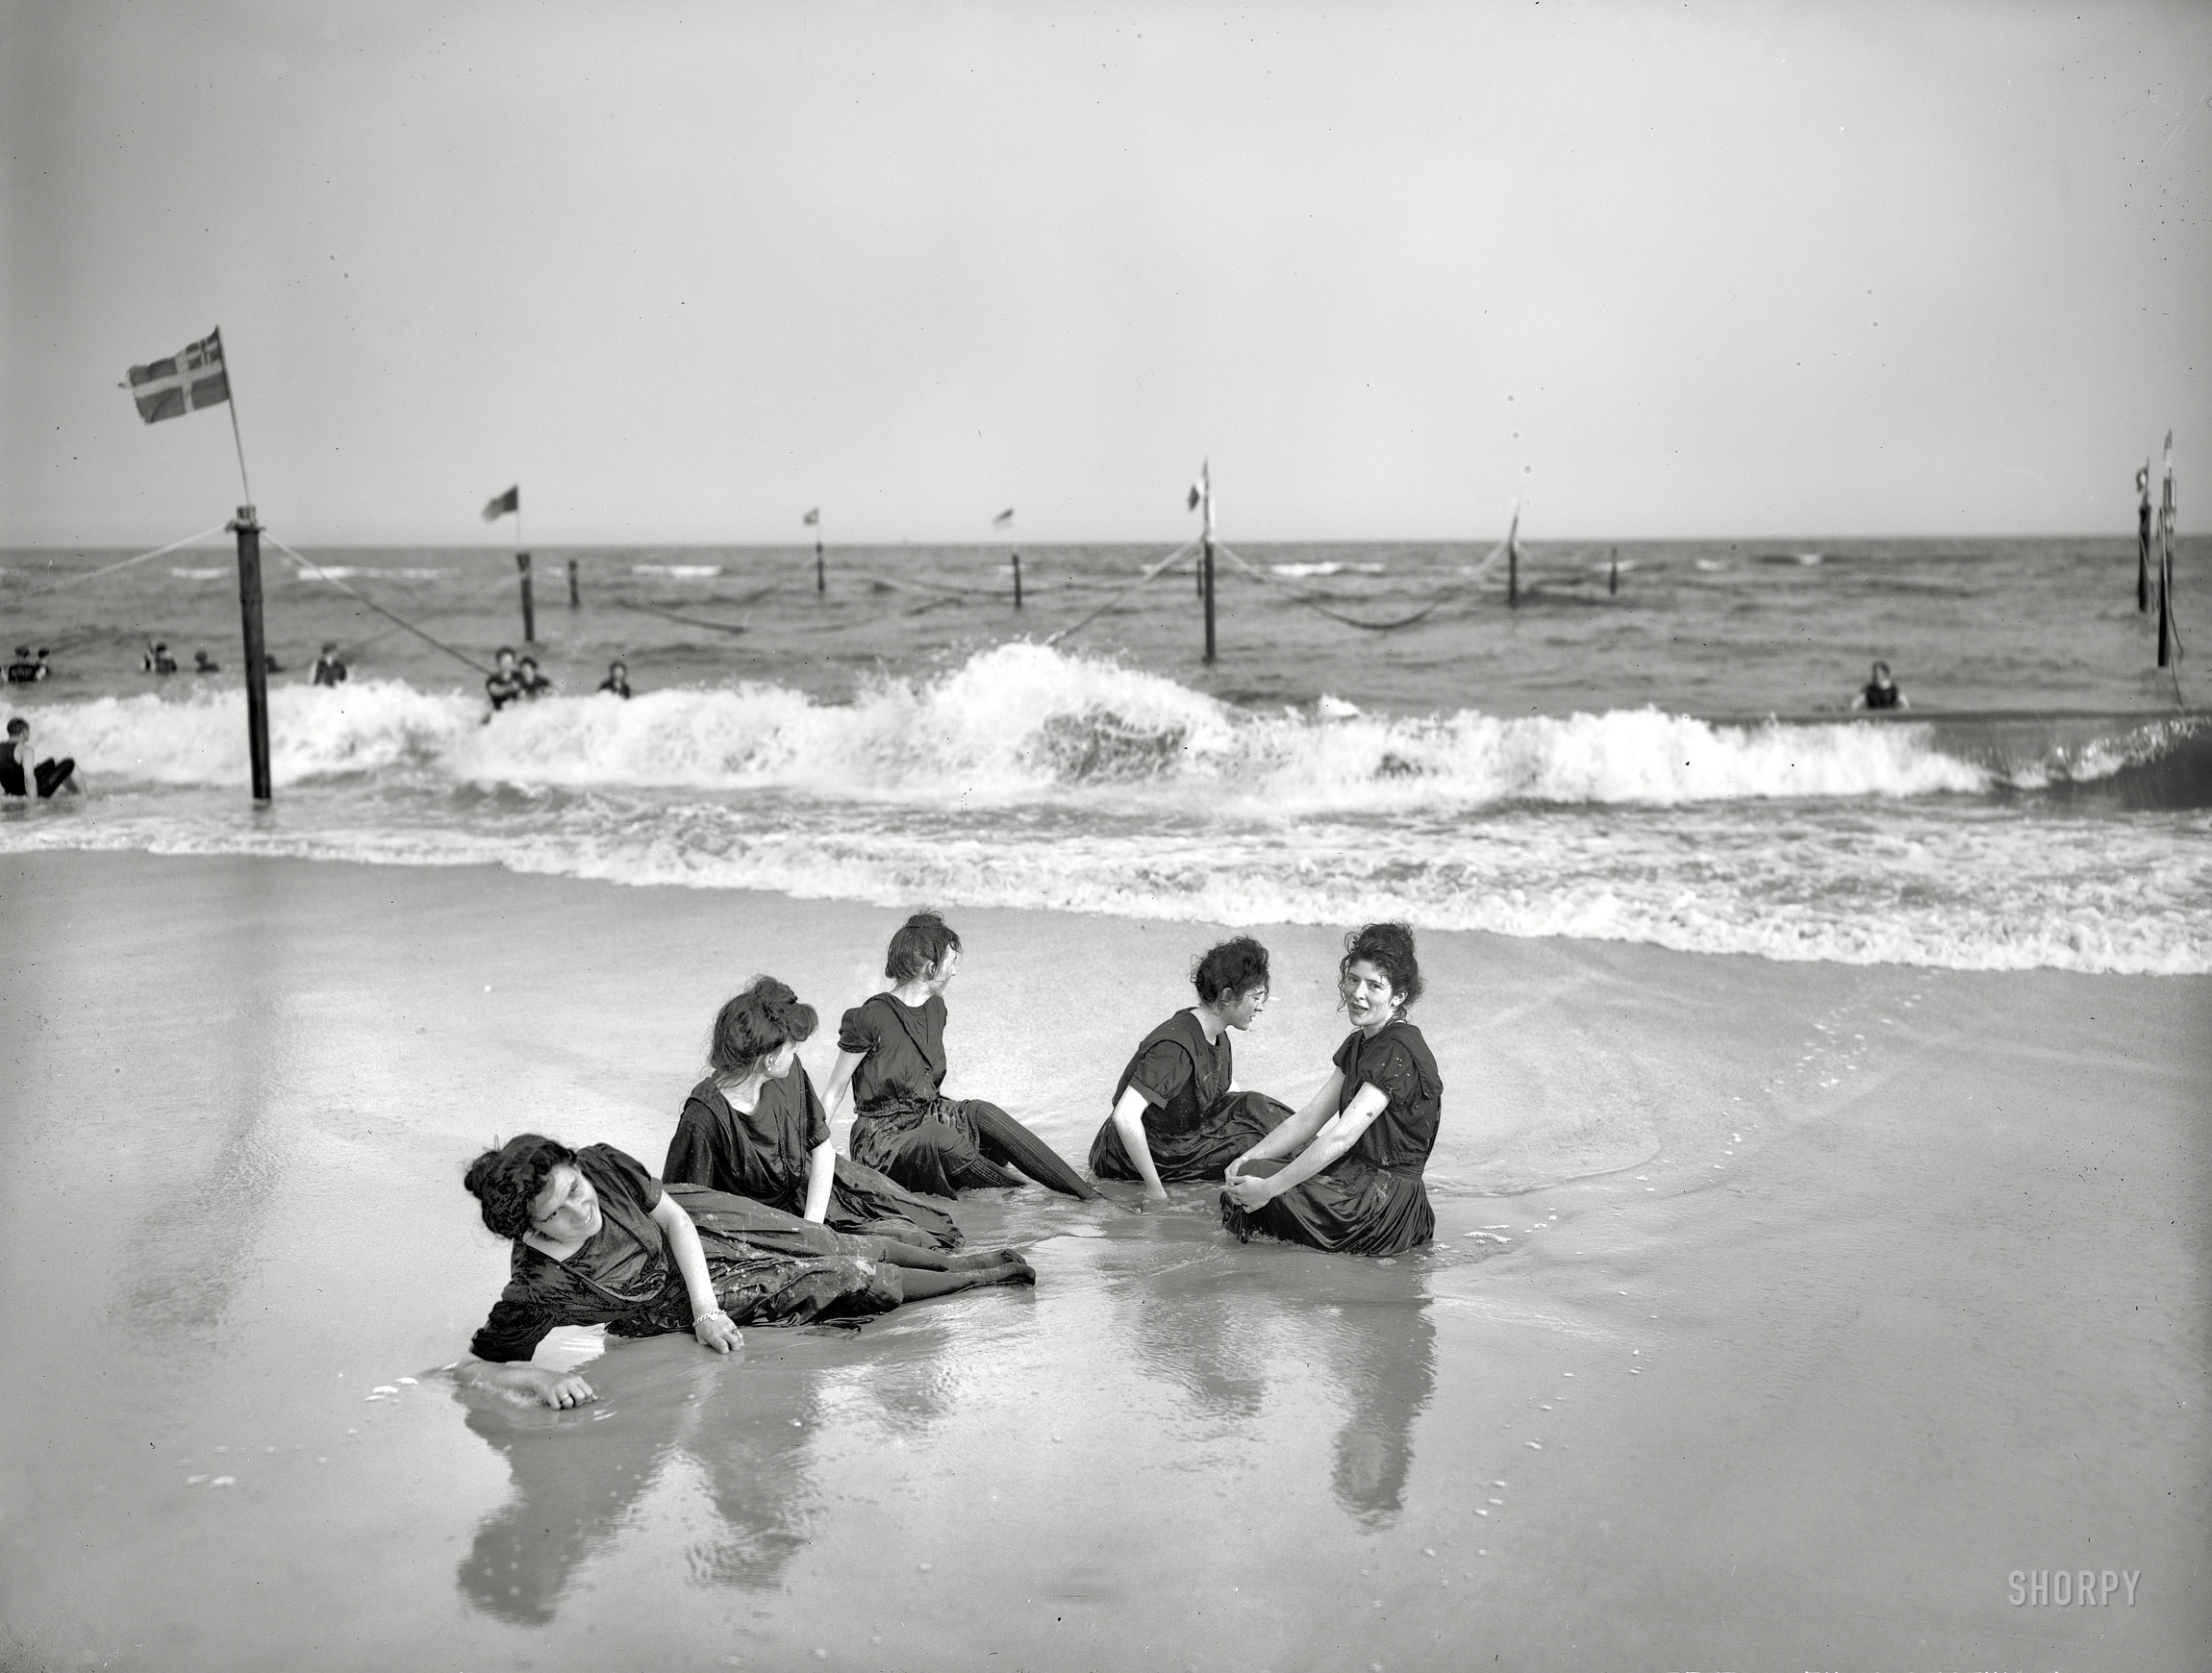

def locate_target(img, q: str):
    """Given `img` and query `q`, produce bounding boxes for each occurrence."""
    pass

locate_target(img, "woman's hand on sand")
[537,1370,598,1410]
[692,1310,742,1355]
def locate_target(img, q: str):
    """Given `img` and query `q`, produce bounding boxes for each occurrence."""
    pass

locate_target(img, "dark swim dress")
[1220,1019,1443,1257]
[467,1145,904,1362]
[1090,1010,1291,1184]
[666,1069,963,1251]
[839,992,1097,1200]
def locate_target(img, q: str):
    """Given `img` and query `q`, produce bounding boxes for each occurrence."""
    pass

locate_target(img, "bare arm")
[801,1137,837,1223]
[649,1191,742,1354]
[1109,1086,1169,1202]
[1223,1081,1388,1209]
[1227,1068,1345,1175]
[821,1049,864,1128]
[452,1352,597,1410]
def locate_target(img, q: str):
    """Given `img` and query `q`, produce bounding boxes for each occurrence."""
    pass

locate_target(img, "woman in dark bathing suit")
[823,911,1098,1201]
[452,1136,1032,1410]
[1090,936,1292,1202]
[665,976,963,1250]
[1220,922,1443,1258]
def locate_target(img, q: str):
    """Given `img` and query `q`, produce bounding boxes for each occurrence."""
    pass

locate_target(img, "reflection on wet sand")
[1324,1295,1435,1522]
[455,1337,828,1622]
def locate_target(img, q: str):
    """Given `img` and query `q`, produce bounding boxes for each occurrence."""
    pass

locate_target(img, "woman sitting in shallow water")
[1090,935,1293,1201]
[453,1136,1032,1410]
[1220,922,1443,1258]
[824,911,1097,1201]
[665,976,962,1250]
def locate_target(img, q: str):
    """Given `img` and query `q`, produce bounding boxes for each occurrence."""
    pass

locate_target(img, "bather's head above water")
[710,975,818,1085]
[465,1134,598,1243]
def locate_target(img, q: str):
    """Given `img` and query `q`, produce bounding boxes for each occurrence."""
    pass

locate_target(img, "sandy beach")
[0,847,2203,1671]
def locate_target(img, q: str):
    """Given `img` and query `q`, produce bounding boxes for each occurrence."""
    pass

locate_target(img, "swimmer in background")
[193,650,220,674]
[2,715,81,799]
[1850,661,1908,712]
[5,647,39,685]
[313,642,348,687]
[141,639,178,675]
[516,655,554,700]
[485,646,523,712]
[597,660,632,698]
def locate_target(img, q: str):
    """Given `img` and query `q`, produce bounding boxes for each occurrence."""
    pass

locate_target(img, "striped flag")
[992,507,1015,529]
[482,485,519,521]
[802,508,820,526]
[122,331,229,424]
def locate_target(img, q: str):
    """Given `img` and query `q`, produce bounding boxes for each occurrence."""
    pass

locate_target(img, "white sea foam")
[631,564,723,578]
[169,566,230,580]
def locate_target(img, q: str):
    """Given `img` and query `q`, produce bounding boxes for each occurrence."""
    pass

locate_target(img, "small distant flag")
[992,507,1015,530]
[482,485,520,521]
[122,331,229,425]
[1186,483,1201,512]
[802,508,820,527]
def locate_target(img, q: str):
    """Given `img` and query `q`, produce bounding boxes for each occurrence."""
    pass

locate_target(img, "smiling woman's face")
[1341,960,1399,1033]
[527,1163,600,1244]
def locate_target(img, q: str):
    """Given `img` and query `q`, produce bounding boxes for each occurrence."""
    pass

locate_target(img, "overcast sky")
[5,0,2209,546]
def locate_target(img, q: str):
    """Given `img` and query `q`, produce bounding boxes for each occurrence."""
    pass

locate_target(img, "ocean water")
[3,535,2206,973]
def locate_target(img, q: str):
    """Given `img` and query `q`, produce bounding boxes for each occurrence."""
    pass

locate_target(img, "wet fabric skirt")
[851,1097,1097,1200]
[604,1185,908,1334]
[1219,1155,1435,1257]
[823,1153,963,1250]
[1090,1089,1292,1185]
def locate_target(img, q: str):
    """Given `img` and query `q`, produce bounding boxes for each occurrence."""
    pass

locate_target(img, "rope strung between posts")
[1211,533,1517,633]
[0,522,231,600]
[1044,537,1200,646]
[614,578,788,636]
[264,533,493,677]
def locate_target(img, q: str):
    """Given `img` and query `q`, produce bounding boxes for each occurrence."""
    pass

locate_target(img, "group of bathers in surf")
[457,911,1442,1408]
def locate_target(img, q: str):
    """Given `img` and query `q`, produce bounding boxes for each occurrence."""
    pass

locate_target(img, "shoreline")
[4,848,2206,1670]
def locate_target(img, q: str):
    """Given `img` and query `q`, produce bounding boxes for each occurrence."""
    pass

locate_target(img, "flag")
[122,331,229,425]
[482,486,519,521]
[802,508,820,526]
[1187,483,1201,512]
[992,507,1015,529]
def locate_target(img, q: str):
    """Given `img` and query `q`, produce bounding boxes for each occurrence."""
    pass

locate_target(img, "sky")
[4,0,2209,547]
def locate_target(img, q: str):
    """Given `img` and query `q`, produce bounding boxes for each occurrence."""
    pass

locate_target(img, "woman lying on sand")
[1089,936,1293,1202]
[454,1136,1032,1409]
[824,911,1098,1201]
[1220,922,1442,1257]
[666,976,962,1250]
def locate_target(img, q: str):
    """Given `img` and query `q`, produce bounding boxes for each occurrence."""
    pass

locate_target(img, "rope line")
[1044,538,1199,646]
[1213,541,1448,632]
[264,534,493,677]
[1,523,231,599]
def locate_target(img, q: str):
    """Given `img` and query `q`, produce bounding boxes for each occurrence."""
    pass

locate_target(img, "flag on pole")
[482,486,520,521]
[993,507,1016,529]
[802,508,820,526]
[122,331,229,424]
[1187,483,1201,512]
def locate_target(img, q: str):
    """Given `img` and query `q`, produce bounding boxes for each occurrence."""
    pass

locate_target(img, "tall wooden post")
[230,506,272,804]
[1197,462,1217,664]
[567,557,580,608]
[516,552,537,643]
[2138,464,2152,613]
[815,535,825,593]
[2156,435,2176,667]
[1012,551,1023,610]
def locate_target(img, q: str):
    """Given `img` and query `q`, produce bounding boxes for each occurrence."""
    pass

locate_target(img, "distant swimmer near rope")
[485,645,523,712]
[141,639,178,675]
[5,646,47,685]
[2,716,81,799]
[1850,661,1909,711]
[597,659,632,698]
[312,641,348,687]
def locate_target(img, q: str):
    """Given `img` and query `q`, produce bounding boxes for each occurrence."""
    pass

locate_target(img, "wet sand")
[1,849,2205,1671]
